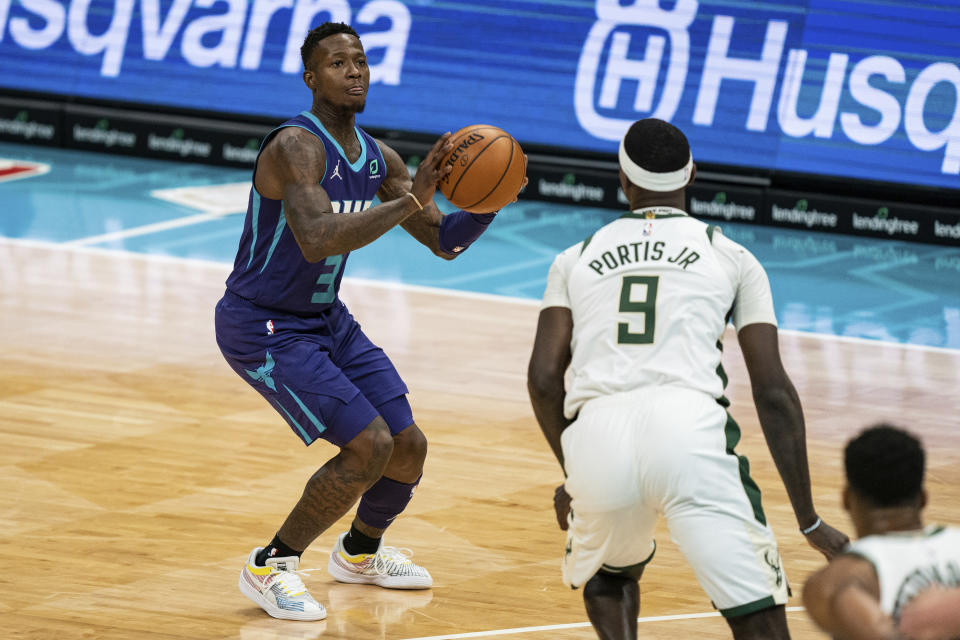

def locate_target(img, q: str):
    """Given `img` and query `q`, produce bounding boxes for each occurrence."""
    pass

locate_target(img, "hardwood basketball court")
[3,240,958,639]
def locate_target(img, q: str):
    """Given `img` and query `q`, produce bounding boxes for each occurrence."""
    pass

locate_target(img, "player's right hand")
[554,483,571,531]
[804,519,849,560]
[410,132,453,206]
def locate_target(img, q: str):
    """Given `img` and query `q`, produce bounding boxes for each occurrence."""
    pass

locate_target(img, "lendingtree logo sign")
[223,138,261,163]
[934,218,960,239]
[73,118,136,148]
[689,191,756,220]
[538,172,605,203]
[851,206,920,236]
[770,199,839,228]
[0,109,55,141]
[148,127,212,158]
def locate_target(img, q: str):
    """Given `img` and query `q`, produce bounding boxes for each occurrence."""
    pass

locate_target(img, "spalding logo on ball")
[439,124,527,214]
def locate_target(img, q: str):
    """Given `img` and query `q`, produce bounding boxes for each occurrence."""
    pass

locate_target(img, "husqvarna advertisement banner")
[0,0,957,191]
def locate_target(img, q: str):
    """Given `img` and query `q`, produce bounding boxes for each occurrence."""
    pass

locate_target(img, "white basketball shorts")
[560,385,789,617]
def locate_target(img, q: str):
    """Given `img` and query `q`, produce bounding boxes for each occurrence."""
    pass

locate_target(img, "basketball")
[439,124,526,213]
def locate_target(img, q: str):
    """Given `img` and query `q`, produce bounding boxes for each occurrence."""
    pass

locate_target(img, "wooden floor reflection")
[2,240,958,640]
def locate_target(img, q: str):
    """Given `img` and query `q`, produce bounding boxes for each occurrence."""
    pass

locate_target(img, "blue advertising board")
[1,0,958,191]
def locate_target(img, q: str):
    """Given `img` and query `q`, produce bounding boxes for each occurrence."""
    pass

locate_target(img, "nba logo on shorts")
[266,319,274,335]
[574,0,699,141]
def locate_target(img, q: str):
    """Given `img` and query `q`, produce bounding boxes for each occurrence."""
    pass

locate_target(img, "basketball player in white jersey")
[804,424,960,640]
[527,118,849,640]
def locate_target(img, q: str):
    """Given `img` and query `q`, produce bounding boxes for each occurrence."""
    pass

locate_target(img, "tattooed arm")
[254,127,452,262]
[374,139,456,260]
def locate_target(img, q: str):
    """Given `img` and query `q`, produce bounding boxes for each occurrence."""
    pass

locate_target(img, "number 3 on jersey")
[311,254,343,304]
[618,275,659,344]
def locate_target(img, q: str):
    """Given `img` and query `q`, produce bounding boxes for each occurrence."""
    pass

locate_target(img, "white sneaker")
[238,547,327,621]
[327,532,433,589]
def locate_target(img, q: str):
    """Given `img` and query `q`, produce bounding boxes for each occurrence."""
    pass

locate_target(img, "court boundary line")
[396,606,807,640]
[3,237,958,354]
[63,210,236,247]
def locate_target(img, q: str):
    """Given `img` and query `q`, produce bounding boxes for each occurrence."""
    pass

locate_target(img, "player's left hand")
[554,483,571,531]
[804,519,849,560]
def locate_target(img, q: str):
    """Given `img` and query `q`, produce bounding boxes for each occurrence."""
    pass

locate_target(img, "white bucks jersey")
[541,207,776,419]
[845,525,960,619]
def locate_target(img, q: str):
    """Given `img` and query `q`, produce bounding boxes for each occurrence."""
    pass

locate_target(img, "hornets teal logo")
[245,351,276,391]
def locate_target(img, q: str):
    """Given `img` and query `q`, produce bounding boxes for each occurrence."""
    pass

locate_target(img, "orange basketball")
[439,124,526,213]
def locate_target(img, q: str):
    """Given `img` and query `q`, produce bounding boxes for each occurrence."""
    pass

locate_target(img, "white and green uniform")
[846,525,960,620]
[542,207,787,617]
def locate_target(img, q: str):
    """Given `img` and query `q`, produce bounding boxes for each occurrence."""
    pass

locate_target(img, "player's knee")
[725,604,789,640]
[343,418,395,477]
[392,423,427,468]
[583,572,636,603]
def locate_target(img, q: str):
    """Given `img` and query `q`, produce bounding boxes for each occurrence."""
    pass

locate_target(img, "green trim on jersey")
[715,339,731,407]
[707,224,718,242]
[619,211,688,220]
[719,595,776,619]
[579,234,594,255]
[715,340,729,388]
[724,412,767,525]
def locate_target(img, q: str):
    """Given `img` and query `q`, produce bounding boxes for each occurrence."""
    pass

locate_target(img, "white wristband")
[801,517,822,535]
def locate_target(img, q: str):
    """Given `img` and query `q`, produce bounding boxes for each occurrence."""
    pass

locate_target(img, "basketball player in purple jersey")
[216,22,509,621]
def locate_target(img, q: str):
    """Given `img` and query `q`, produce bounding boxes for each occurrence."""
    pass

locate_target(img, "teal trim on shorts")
[282,383,327,438]
[724,412,767,525]
[719,595,777,618]
[275,401,315,445]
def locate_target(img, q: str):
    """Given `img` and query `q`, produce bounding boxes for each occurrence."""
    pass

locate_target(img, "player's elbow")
[297,234,339,262]
[751,377,799,414]
[527,365,562,401]
[301,248,327,263]
[433,247,457,261]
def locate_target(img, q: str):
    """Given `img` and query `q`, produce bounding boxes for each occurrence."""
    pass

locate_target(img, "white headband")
[619,138,693,191]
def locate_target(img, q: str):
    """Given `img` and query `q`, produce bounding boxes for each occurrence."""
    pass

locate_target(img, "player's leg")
[273,415,394,552]
[216,295,395,618]
[349,397,426,541]
[325,314,432,587]
[582,570,642,640]
[725,605,790,640]
[560,394,658,639]
[652,388,791,639]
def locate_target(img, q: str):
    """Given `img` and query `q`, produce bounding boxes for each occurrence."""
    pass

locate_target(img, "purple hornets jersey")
[224,111,386,315]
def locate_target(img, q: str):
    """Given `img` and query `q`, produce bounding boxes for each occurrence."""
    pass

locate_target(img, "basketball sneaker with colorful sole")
[238,547,327,621]
[327,532,433,589]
